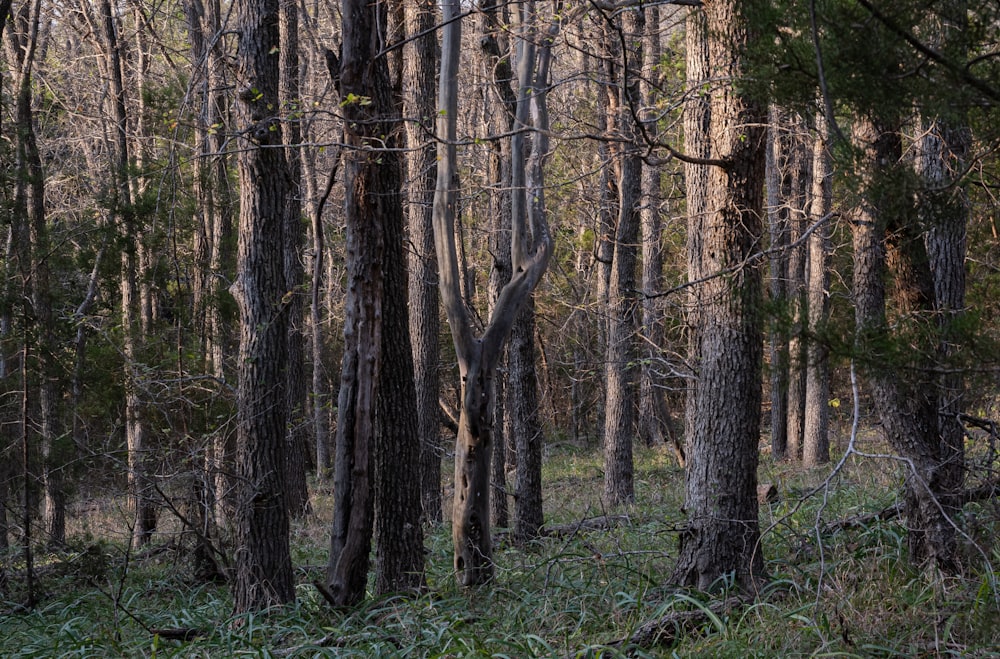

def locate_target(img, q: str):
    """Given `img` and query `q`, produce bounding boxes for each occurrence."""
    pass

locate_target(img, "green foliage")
[3,446,999,657]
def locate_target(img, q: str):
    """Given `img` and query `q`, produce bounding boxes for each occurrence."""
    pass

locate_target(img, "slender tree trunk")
[602,6,644,508]
[406,0,443,524]
[675,0,766,591]
[434,0,554,586]
[230,0,296,612]
[95,0,157,548]
[280,0,311,518]
[802,116,832,467]
[766,107,789,461]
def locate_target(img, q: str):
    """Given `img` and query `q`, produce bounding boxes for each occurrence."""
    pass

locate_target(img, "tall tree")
[327,0,425,605]
[280,0,310,518]
[230,0,296,612]
[802,115,832,467]
[7,0,64,546]
[405,0,443,524]
[434,0,554,585]
[603,6,644,507]
[675,0,767,591]
[682,7,709,454]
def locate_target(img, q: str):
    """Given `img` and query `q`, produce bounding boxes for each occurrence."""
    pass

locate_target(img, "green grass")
[2,442,999,657]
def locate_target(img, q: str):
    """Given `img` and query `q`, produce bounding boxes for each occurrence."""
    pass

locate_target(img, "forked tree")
[434,0,555,585]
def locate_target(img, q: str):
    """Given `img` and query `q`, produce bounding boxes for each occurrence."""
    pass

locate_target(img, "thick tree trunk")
[374,112,425,595]
[802,117,832,466]
[675,0,766,591]
[852,117,959,572]
[683,8,710,452]
[230,0,295,612]
[405,0,443,525]
[327,0,423,606]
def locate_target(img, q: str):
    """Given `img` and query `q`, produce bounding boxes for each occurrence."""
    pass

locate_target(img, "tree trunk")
[802,116,832,467]
[434,0,554,586]
[328,0,415,606]
[374,89,425,595]
[852,116,959,572]
[766,107,789,461]
[280,0,311,518]
[406,0,443,524]
[95,0,157,548]
[603,6,643,508]
[675,0,766,592]
[230,0,296,613]
[8,0,64,547]
[683,7,710,453]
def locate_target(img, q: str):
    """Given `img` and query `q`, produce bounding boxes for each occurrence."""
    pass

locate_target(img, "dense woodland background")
[3,0,1000,655]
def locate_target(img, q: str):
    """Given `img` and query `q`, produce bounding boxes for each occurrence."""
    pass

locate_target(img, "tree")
[230,0,296,612]
[327,0,425,605]
[434,0,555,585]
[280,0,311,518]
[675,0,767,591]
[404,0,443,525]
[802,115,832,467]
[602,6,644,507]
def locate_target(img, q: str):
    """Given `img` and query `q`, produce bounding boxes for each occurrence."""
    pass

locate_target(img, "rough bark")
[603,7,644,508]
[682,8,709,453]
[852,116,959,572]
[328,0,415,606]
[280,0,311,518]
[675,0,766,591]
[374,102,425,595]
[230,0,296,612]
[637,5,678,461]
[406,0,443,525]
[802,116,832,466]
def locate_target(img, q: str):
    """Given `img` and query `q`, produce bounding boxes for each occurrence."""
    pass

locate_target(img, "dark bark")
[405,0,443,526]
[851,116,959,572]
[374,105,425,595]
[230,0,296,613]
[603,7,644,508]
[280,0,311,518]
[675,0,766,592]
[328,0,423,606]
[766,107,789,461]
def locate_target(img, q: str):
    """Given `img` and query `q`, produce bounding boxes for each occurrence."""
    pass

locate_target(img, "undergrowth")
[2,441,999,657]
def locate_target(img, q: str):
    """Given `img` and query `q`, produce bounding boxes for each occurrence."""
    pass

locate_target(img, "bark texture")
[405,0,443,525]
[851,116,960,572]
[676,0,766,591]
[230,0,295,612]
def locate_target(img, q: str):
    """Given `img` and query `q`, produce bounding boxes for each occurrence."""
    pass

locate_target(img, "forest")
[2,0,1000,655]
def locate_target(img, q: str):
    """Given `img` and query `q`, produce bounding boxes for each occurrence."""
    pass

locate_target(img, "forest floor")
[2,434,1000,657]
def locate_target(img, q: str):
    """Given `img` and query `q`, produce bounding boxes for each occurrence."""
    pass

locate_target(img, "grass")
[2,439,1000,657]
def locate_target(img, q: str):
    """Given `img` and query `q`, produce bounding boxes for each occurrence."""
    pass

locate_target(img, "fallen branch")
[570,594,747,655]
